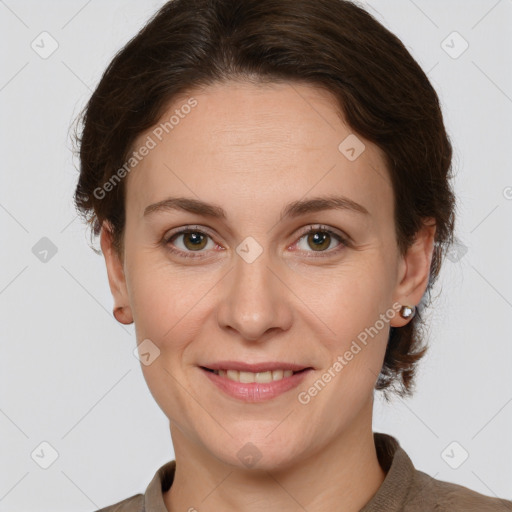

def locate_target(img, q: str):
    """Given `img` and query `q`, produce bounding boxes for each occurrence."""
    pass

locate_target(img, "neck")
[164,410,386,512]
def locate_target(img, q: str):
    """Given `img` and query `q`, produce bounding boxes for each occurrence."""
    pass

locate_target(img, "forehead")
[126,80,392,226]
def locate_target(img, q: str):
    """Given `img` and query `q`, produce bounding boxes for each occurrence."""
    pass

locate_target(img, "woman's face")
[102,80,434,470]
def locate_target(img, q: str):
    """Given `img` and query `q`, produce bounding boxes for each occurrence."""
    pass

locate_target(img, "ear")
[100,222,133,325]
[390,218,436,327]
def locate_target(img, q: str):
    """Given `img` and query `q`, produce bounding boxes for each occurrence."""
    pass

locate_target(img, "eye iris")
[183,232,207,251]
[308,231,330,251]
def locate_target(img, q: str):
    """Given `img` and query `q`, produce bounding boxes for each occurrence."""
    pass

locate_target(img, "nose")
[216,249,293,342]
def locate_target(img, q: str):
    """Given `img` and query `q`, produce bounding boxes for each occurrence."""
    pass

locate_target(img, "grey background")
[1,0,511,510]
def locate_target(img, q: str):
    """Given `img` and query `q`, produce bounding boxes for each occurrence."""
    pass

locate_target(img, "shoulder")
[368,433,512,511]
[93,493,144,512]
[408,469,512,511]
[90,459,175,512]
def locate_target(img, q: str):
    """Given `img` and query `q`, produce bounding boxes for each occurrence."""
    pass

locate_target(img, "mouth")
[200,366,311,383]
[200,363,313,402]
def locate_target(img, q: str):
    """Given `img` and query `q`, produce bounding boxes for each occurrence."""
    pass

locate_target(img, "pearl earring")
[399,305,416,319]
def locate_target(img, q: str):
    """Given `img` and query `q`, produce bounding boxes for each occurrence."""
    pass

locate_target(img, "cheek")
[130,272,202,348]
[128,264,208,425]
[126,245,202,333]
[126,254,223,389]
[292,256,391,330]
[293,259,393,386]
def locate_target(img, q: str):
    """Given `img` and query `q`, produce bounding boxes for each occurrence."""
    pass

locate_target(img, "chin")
[202,426,306,472]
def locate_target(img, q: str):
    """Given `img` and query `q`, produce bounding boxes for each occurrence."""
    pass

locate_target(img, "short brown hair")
[73,0,457,398]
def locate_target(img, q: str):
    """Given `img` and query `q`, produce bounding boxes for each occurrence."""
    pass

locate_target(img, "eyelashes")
[163,227,217,258]
[291,225,348,256]
[162,224,350,260]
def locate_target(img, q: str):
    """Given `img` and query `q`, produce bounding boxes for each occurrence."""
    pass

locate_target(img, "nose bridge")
[216,247,291,341]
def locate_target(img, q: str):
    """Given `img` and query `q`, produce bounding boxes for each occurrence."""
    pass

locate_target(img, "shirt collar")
[360,433,415,511]
[143,432,414,511]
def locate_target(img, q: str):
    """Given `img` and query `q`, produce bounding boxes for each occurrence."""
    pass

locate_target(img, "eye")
[163,226,218,259]
[162,224,349,260]
[293,225,348,256]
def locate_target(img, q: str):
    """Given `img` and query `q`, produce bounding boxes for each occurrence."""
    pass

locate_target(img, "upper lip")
[201,361,312,372]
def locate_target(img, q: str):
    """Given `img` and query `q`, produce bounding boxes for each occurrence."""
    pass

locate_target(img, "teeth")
[272,370,284,381]
[215,369,295,382]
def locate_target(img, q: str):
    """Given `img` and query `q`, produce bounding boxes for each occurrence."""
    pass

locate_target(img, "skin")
[100,80,436,511]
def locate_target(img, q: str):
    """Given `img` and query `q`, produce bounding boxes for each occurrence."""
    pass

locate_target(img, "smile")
[200,366,312,402]
[205,368,303,383]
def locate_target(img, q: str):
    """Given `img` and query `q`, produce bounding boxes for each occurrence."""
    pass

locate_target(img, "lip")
[200,365,313,402]
[201,361,311,372]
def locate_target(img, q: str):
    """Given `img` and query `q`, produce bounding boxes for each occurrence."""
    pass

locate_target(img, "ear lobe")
[391,219,436,327]
[100,222,133,325]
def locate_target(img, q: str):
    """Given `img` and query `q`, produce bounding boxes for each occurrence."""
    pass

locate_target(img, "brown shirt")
[96,432,512,511]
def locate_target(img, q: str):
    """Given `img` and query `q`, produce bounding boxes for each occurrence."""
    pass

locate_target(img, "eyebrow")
[143,194,370,220]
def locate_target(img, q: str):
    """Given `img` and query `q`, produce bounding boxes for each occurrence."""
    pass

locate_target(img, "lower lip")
[201,368,312,402]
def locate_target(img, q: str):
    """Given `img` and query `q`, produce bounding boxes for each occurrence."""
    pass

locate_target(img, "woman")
[73,0,512,510]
